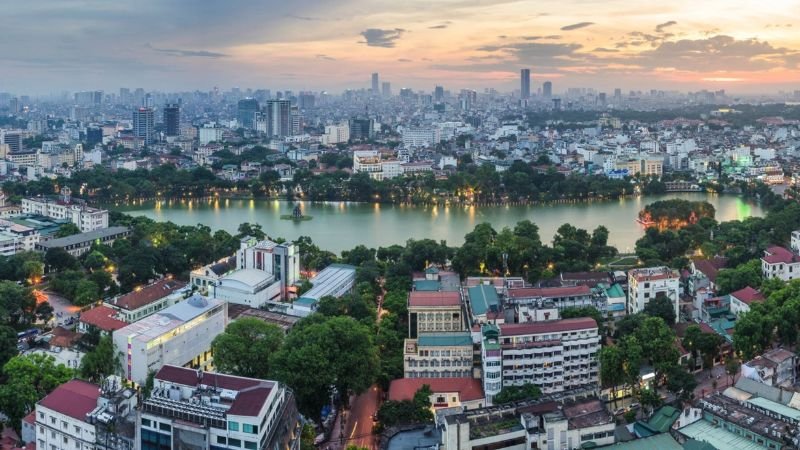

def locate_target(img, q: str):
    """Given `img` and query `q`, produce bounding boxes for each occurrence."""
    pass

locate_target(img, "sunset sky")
[3,0,799,94]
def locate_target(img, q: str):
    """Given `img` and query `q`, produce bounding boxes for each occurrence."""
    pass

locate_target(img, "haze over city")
[3,0,800,94]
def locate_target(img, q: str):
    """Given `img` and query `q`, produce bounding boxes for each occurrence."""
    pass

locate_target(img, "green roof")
[682,440,717,450]
[633,421,658,438]
[606,433,682,450]
[468,285,499,316]
[418,332,472,347]
[747,397,800,421]
[605,283,625,299]
[647,405,680,433]
[425,266,440,274]
[679,419,769,450]
[294,297,317,307]
[413,280,441,291]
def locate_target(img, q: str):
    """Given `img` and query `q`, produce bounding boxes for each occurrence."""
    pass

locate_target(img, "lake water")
[116,193,763,254]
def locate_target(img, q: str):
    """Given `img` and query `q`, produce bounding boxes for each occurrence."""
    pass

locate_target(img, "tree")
[83,251,108,271]
[80,335,119,381]
[638,388,663,417]
[643,294,676,324]
[211,318,284,380]
[376,385,434,427]
[21,259,44,282]
[73,279,100,306]
[55,222,81,238]
[0,353,74,431]
[715,259,762,295]
[0,281,36,326]
[725,357,741,386]
[599,346,624,408]
[0,325,18,369]
[45,247,80,272]
[492,384,542,404]
[665,365,697,402]
[271,316,379,420]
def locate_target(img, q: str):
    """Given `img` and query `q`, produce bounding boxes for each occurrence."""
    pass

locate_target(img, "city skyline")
[1,0,799,95]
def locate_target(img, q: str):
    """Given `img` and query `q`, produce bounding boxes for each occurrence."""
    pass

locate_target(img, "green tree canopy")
[211,318,284,380]
[79,335,120,382]
[0,353,74,430]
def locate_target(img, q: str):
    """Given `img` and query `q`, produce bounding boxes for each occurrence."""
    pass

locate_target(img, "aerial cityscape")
[2,2,800,450]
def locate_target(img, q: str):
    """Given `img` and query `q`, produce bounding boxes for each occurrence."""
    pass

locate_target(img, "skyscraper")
[371,73,379,94]
[434,85,444,102]
[382,82,391,97]
[265,99,290,138]
[237,98,260,129]
[163,103,180,137]
[349,118,375,141]
[543,81,552,98]
[520,69,531,99]
[132,107,155,144]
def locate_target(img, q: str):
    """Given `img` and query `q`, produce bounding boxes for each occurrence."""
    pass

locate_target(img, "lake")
[116,193,763,254]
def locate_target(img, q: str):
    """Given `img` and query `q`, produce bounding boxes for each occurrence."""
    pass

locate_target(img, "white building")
[729,286,765,317]
[321,123,350,145]
[104,278,189,323]
[761,246,800,281]
[402,127,441,148]
[627,267,680,322]
[292,263,356,316]
[212,269,282,308]
[403,332,474,379]
[198,125,224,145]
[113,294,226,385]
[22,189,108,232]
[140,365,301,450]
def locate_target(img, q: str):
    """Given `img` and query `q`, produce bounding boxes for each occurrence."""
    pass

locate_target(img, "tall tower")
[371,73,379,94]
[543,81,552,98]
[132,107,155,145]
[237,98,260,129]
[265,100,291,138]
[520,69,531,99]
[163,103,180,137]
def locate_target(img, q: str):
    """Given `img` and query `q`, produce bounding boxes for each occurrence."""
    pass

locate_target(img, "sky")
[2,0,799,95]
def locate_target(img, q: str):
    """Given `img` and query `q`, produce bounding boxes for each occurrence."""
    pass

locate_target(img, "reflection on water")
[118,193,764,254]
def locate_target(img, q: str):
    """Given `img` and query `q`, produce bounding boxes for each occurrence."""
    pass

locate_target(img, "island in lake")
[281,203,313,221]
[638,199,716,229]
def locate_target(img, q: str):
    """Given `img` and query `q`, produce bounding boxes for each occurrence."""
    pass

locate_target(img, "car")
[613,408,625,416]
[629,402,641,410]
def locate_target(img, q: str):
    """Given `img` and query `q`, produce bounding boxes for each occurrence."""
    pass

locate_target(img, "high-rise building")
[2,132,22,153]
[265,99,291,138]
[520,69,531,99]
[132,107,155,144]
[162,103,180,137]
[542,81,552,98]
[614,88,622,100]
[598,92,607,105]
[434,85,444,102]
[85,127,103,148]
[290,108,303,136]
[349,118,375,141]
[382,81,391,97]
[237,98,260,129]
[8,97,19,114]
[399,88,414,101]
[371,73,379,94]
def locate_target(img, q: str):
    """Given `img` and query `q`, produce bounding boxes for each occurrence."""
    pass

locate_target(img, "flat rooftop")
[500,317,598,337]
[680,419,768,450]
[116,294,223,343]
[301,263,356,300]
[38,226,130,249]
[408,291,461,307]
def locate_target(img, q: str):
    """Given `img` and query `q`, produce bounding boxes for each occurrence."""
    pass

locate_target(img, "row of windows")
[405,370,471,378]
[405,359,470,367]
[416,349,471,357]
[227,421,259,434]
[217,435,258,449]
[141,418,171,432]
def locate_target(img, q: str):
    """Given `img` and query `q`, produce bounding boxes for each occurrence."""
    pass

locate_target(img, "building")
[388,377,485,410]
[520,69,531,99]
[466,284,500,324]
[292,264,356,316]
[729,286,765,316]
[761,246,800,281]
[191,256,237,290]
[506,286,594,320]
[371,72,379,94]
[133,107,155,145]
[402,127,441,148]
[34,378,138,450]
[408,291,464,338]
[403,331,474,379]
[382,81,391,97]
[22,189,109,232]
[2,131,22,153]
[237,98,260,130]
[140,365,300,450]
[36,226,131,257]
[742,348,798,387]
[198,125,224,145]
[321,124,350,145]
[348,118,374,141]
[627,267,680,322]
[264,99,290,138]
[481,315,601,400]
[543,81,553,98]
[113,294,226,385]
[163,103,180,137]
[104,278,188,323]
[78,305,129,334]
[235,237,299,296]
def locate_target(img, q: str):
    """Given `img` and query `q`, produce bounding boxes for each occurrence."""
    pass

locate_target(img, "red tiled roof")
[23,411,35,425]
[500,318,598,336]
[38,380,100,421]
[79,305,127,332]
[730,286,765,305]
[110,278,186,311]
[49,326,82,348]
[507,285,591,299]
[408,291,461,307]
[762,246,798,264]
[692,257,728,283]
[388,378,484,402]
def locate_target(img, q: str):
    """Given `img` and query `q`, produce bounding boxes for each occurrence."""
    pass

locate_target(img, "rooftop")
[79,305,128,332]
[762,246,798,264]
[408,291,461,308]
[418,332,473,347]
[692,257,728,283]
[221,268,274,287]
[37,226,130,249]
[301,264,356,300]
[561,398,613,429]
[38,379,100,422]
[604,433,682,450]
[116,295,223,343]
[628,266,679,282]
[413,279,441,291]
[507,285,591,299]
[468,284,499,316]
[698,394,792,443]
[108,278,186,311]
[730,286,765,305]
[388,378,484,402]
[500,317,598,337]
[679,418,769,450]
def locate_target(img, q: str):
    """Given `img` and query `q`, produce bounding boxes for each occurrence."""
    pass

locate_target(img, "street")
[43,291,81,327]
[694,365,736,399]
[325,385,381,450]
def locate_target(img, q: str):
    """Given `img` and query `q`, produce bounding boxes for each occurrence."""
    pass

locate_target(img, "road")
[326,385,381,450]
[694,365,736,399]
[43,291,80,326]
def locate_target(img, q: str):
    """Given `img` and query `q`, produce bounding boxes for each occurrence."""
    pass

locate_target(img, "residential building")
[36,226,131,257]
[408,291,464,338]
[388,378,485,410]
[140,365,300,450]
[506,285,594,321]
[481,316,601,400]
[163,103,180,137]
[742,348,798,387]
[265,99,290,138]
[729,286,765,316]
[113,294,226,385]
[78,305,128,335]
[402,127,441,148]
[34,378,138,450]
[22,190,109,232]
[403,331,474,379]
[321,124,349,145]
[104,278,189,323]
[0,230,18,256]
[198,125,224,145]
[466,284,501,324]
[133,107,155,144]
[237,98,260,129]
[520,68,531,99]
[761,246,800,281]
[627,267,680,322]
[292,264,356,316]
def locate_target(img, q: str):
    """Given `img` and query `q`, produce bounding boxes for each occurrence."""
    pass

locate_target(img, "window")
[245,442,257,450]
[242,423,258,434]
[217,436,226,445]
[159,423,171,432]
[142,418,151,427]
[228,421,240,432]
[228,438,241,447]
[74,425,81,433]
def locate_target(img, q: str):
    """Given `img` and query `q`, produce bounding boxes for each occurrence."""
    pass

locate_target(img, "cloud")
[429,21,451,29]
[561,22,594,31]
[286,14,320,21]
[397,58,412,62]
[523,35,561,41]
[316,54,336,61]
[359,28,406,48]
[593,47,619,53]
[655,21,677,33]
[146,43,228,58]
[438,41,587,72]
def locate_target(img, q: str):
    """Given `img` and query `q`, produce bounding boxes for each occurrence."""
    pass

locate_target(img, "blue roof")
[418,332,472,347]
[413,280,441,291]
[608,303,626,311]
[295,297,318,307]
[468,285,499,316]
